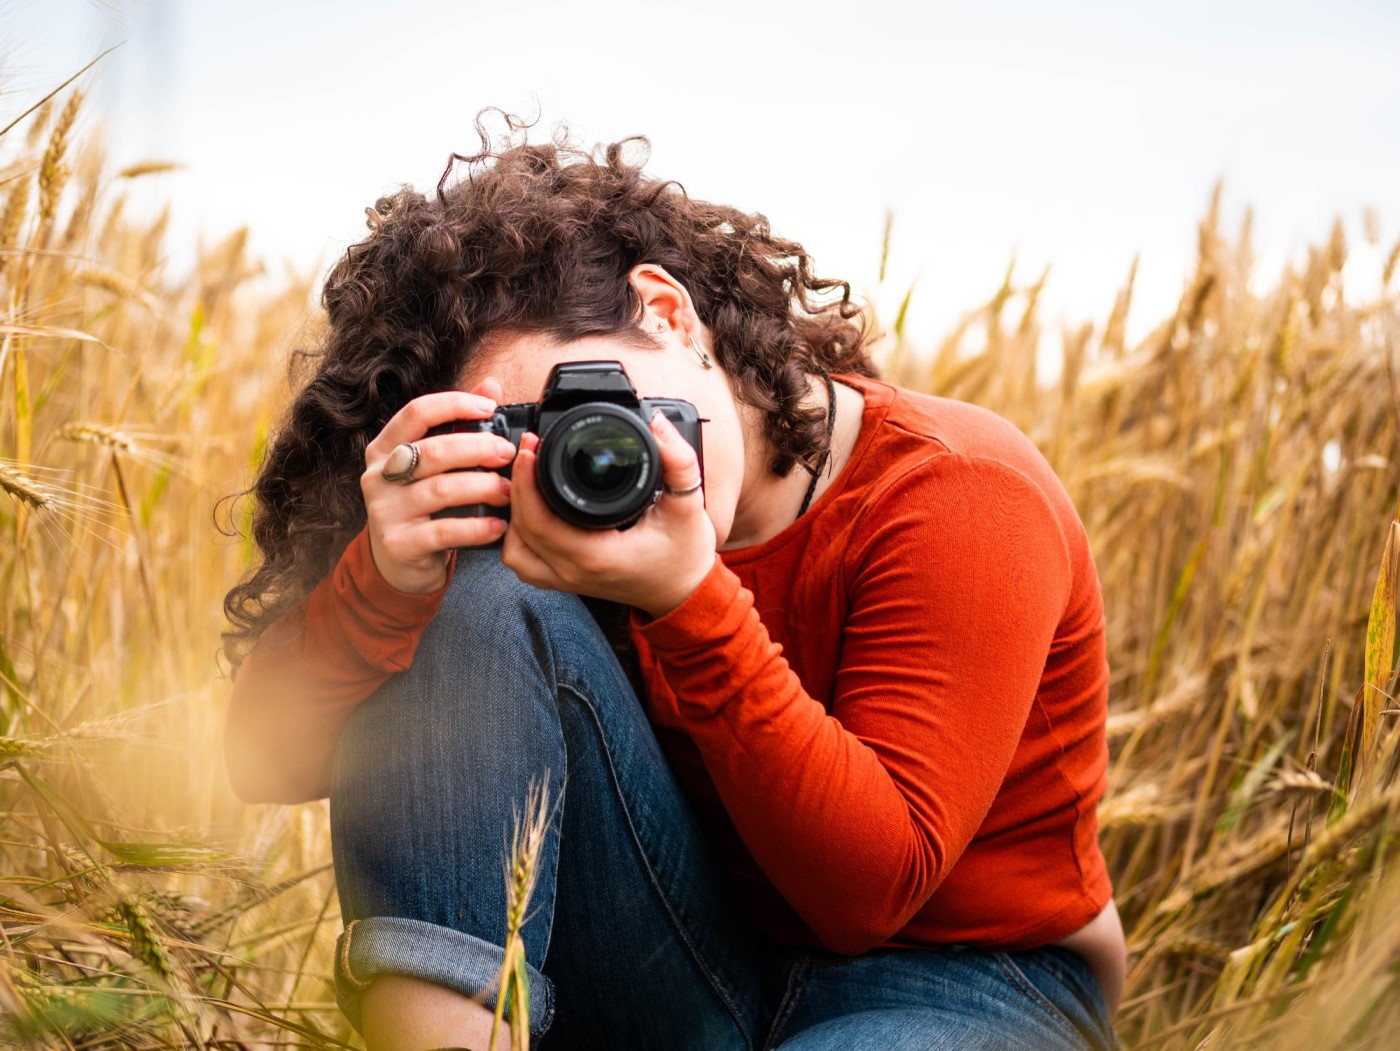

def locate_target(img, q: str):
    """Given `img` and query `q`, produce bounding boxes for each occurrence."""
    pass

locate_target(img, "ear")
[628,263,698,337]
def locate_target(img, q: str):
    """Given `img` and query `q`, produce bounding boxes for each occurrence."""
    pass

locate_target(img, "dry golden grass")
[2,90,345,1048]
[881,185,1400,1049]
[488,776,554,1051]
[2,89,1399,1049]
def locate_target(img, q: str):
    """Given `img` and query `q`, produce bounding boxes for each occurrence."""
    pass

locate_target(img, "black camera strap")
[797,370,836,519]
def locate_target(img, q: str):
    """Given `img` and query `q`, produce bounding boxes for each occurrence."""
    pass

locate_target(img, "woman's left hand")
[500,410,718,618]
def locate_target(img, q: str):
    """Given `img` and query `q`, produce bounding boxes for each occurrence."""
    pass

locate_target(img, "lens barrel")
[536,402,661,529]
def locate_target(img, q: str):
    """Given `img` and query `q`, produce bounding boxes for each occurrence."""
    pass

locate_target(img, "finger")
[380,512,509,563]
[512,431,576,537]
[410,431,517,475]
[421,513,508,551]
[366,390,498,460]
[383,468,512,521]
[468,375,506,403]
[361,434,514,512]
[509,434,593,547]
[499,519,573,591]
[650,411,703,497]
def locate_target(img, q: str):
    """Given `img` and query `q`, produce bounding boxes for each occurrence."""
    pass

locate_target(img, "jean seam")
[1024,948,1119,1050]
[1038,947,1111,1023]
[337,920,372,993]
[395,629,564,1034]
[993,951,1087,1047]
[758,957,811,1050]
[555,676,753,1048]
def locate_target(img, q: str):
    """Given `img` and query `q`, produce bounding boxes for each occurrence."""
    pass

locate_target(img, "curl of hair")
[221,108,879,669]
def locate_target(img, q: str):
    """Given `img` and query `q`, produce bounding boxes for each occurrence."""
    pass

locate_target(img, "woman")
[222,117,1127,1051]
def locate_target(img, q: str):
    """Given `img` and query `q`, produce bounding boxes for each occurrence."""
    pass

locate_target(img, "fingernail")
[651,409,670,433]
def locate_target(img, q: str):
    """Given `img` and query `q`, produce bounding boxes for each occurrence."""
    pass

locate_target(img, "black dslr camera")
[427,360,705,532]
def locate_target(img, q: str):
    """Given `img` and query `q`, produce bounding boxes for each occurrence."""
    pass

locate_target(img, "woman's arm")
[225,383,515,804]
[629,452,1078,955]
[224,528,454,804]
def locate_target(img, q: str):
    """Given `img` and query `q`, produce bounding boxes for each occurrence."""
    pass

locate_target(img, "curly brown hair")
[221,110,880,668]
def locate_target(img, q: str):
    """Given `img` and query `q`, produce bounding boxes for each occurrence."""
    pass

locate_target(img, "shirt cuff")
[310,528,458,672]
[629,555,747,651]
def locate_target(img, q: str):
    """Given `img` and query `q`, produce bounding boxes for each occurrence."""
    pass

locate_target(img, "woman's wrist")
[634,551,719,621]
[629,554,742,640]
[366,527,456,596]
[342,528,457,618]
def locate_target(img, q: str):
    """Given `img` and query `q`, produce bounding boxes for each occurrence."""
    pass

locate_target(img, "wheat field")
[2,88,1399,1049]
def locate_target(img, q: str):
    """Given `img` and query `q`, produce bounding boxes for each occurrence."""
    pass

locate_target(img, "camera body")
[427,360,705,532]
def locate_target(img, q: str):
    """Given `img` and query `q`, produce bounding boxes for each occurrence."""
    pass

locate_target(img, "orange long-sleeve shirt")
[225,371,1113,955]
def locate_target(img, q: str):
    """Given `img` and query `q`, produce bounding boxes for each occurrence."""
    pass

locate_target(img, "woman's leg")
[360,973,509,1050]
[761,944,1121,1051]
[329,545,785,1049]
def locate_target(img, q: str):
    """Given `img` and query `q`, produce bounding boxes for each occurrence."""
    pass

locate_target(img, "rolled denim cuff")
[334,916,555,1038]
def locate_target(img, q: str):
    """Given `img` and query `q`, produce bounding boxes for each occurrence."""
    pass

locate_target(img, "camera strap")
[797,370,836,518]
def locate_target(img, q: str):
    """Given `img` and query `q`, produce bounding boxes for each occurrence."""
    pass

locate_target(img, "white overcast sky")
[4,0,1399,363]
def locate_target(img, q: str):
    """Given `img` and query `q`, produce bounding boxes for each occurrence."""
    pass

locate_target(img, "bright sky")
[5,0,1399,366]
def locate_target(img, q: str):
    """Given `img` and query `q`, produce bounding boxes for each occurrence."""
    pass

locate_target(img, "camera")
[427,360,705,531]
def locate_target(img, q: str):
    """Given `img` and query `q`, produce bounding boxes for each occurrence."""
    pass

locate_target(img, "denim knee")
[328,546,600,1037]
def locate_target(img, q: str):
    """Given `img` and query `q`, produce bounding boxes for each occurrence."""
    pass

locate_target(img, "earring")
[688,334,715,369]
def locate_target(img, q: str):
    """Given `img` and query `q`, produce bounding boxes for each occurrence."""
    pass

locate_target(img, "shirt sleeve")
[629,453,1074,954]
[224,528,455,804]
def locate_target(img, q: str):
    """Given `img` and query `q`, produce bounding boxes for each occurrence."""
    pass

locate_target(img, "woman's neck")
[720,374,864,552]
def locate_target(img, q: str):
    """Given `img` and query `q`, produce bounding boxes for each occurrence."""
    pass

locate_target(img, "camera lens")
[538,404,661,528]
[564,421,643,500]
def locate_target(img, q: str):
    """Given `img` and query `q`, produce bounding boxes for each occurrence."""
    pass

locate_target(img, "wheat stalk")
[23,98,54,149]
[117,895,175,983]
[1267,769,1334,797]
[1160,934,1236,962]
[0,459,53,511]
[0,177,30,270]
[74,265,157,309]
[1301,787,1400,872]
[0,736,46,760]
[57,421,140,455]
[117,161,182,179]
[37,90,81,227]
[488,775,555,1051]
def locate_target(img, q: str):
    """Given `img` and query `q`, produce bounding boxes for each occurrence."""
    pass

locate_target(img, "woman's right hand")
[360,377,517,595]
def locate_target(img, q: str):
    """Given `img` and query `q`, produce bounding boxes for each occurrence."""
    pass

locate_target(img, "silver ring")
[381,441,421,485]
[664,478,703,497]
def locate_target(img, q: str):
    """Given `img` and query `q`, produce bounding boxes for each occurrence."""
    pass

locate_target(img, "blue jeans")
[329,547,1121,1050]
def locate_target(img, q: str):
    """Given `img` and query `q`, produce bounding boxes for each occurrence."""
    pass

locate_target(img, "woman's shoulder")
[833,374,1091,593]
[837,372,1064,502]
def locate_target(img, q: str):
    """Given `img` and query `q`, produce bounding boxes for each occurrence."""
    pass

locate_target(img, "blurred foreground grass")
[2,90,1400,1049]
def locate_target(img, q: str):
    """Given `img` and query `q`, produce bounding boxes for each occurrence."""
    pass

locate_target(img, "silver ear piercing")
[653,319,714,369]
[689,334,714,369]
